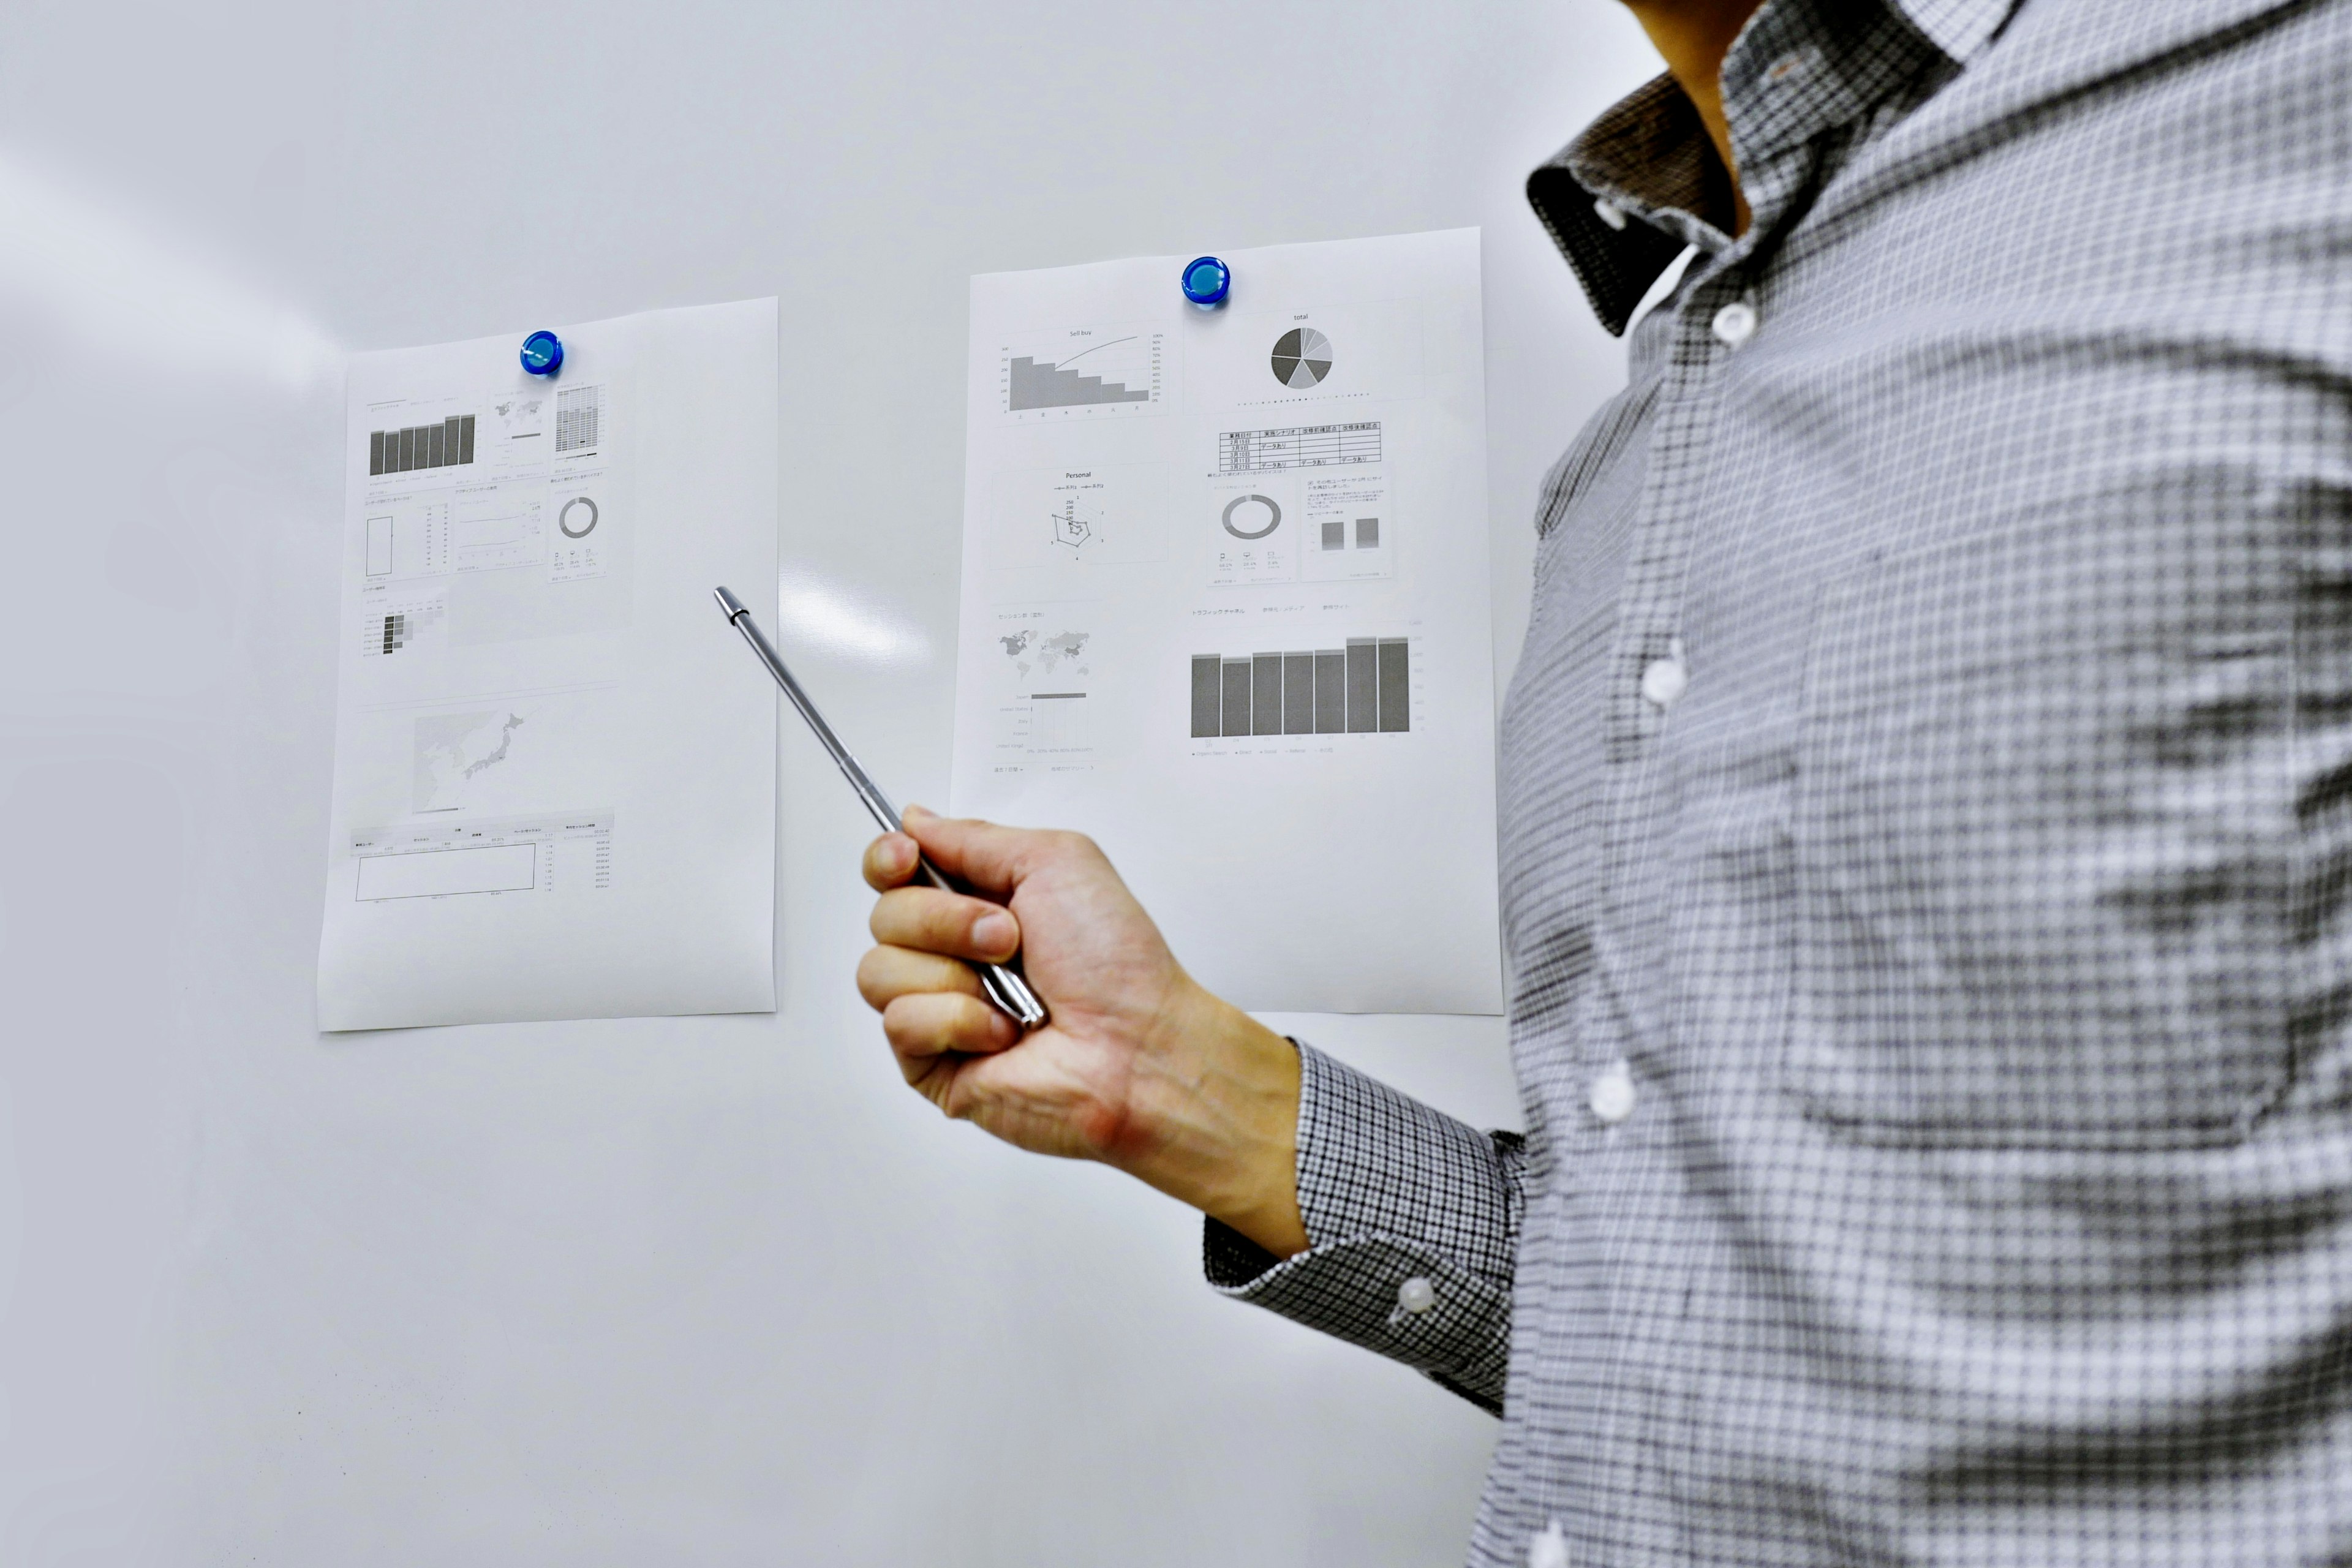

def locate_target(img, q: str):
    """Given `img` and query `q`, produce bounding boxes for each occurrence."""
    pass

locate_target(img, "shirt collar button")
[1711,300,1759,347]
[1589,1060,1638,1125]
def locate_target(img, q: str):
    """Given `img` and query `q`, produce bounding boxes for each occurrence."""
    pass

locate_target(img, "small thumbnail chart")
[1218,421,1381,473]
[359,590,445,658]
[1190,639,1412,739]
[1205,467,1390,587]
[370,415,476,477]
[986,621,1098,766]
[1050,492,1102,551]
[364,500,453,579]
[556,384,603,453]
[988,464,1165,569]
[1001,325,1166,420]
[551,480,611,583]
[452,492,545,573]
[350,812,611,902]
[1270,326,1334,390]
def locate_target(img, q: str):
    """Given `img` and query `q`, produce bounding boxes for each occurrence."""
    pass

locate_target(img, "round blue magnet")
[1180,255,1231,309]
[520,330,565,377]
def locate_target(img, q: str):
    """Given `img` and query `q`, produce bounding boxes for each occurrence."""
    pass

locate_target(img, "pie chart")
[1270,327,1333,390]
[1222,494,1281,540]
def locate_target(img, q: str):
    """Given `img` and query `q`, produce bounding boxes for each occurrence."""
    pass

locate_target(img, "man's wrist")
[1115,987,1309,1259]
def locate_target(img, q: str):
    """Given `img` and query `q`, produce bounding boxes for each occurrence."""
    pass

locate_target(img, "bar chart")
[1189,638,1411,739]
[1001,329,1164,417]
[369,415,476,477]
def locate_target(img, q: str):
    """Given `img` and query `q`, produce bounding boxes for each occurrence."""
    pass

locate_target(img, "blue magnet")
[520,330,565,377]
[1180,255,1231,309]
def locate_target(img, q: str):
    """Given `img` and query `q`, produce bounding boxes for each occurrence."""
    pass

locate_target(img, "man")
[858,0,2352,1561]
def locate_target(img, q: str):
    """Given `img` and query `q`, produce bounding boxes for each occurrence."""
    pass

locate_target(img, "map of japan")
[413,710,527,812]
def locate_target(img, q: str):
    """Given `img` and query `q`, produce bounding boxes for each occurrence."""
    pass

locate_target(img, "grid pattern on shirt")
[1212,0,2352,1562]
[1206,1044,1529,1411]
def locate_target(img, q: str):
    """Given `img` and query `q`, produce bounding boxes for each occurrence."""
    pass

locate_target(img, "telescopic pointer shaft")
[713,586,1049,1030]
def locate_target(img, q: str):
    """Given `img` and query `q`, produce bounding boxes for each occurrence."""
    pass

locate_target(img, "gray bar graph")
[1252,654,1283,736]
[370,414,477,477]
[1378,639,1409,732]
[1345,640,1379,733]
[1221,658,1253,737]
[1282,654,1315,736]
[1191,656,1224,739]
[1314,650,1346,733]
[1190,639,1410,739]
[1008,355,1153,412]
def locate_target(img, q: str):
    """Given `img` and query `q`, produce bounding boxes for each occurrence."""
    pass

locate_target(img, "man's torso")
[1490,0,2352,1560]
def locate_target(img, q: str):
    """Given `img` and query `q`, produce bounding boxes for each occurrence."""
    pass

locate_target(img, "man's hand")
[858,808,1308,1259]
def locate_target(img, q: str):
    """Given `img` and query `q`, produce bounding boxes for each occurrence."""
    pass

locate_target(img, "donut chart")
[559,496,599,538]
[1270,327,1333,390]
[1221,494,1281,540]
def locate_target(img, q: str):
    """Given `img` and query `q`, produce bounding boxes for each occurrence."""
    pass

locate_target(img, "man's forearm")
[1109,988,1308,1259]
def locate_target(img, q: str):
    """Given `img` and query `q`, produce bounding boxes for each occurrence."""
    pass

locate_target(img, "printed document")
[318,298,777,1030]
[952,231,1501,1013]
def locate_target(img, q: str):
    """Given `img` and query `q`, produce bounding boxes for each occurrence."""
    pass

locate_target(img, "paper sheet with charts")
[951,230,1502,1014]
[317,298,777,1031]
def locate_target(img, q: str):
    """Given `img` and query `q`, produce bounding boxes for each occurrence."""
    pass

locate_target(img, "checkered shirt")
[1205,0,2352,1562]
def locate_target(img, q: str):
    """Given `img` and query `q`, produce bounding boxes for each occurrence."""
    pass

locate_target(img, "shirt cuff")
[1204,1041,1525,1414]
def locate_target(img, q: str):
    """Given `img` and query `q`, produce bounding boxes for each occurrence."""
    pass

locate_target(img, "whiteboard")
[0,2,1654,1561]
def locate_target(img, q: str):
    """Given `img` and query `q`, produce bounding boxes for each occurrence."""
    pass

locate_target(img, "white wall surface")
[0,3,1656,1562]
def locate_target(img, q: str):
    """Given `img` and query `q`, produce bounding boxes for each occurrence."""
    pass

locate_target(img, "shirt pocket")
[1785,513,2296,1150]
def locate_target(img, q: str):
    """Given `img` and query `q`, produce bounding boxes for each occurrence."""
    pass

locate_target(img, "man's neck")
[1621,0,1768,235]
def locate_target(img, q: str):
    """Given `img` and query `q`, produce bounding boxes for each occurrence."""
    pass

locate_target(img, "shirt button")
[1397,1276,1436,1315]
[1529,1520,1571,1568]
[1592,197,1628,231]
[1640,656,1688,709]
[1589,1060,1637,1125]
[1711,299,1758,347]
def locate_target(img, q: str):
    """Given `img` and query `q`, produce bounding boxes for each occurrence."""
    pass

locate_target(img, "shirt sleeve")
[1202,1040,1527,1415]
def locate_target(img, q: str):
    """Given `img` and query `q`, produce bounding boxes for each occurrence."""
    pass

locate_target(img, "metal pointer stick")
[713,586,1049,1030]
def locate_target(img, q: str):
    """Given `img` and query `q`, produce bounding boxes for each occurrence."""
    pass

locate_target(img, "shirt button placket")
[1640,636,1688,709]
[1711,298,1758,348]
[1589,1059,1638,1125]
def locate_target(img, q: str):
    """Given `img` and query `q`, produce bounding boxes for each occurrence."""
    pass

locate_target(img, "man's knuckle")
[881,998,928,1049]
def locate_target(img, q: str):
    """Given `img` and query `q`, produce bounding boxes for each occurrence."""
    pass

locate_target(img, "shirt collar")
[1527,0,2020,335]
[1895,0,2018,61]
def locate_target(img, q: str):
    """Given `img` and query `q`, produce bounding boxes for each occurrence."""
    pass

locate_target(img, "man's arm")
[858,810,1525,1411]
[857,807,1307,1257]
[1207,1041,1528,1414]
